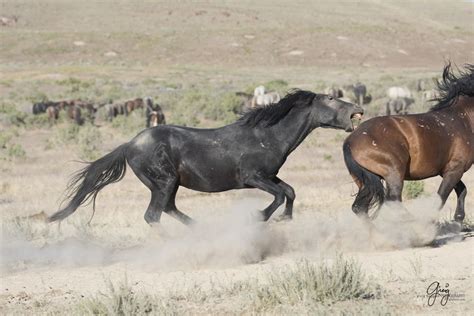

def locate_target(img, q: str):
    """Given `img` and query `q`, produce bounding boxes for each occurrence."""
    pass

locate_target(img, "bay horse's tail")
[48,143,129,222]
[343,142,385,218]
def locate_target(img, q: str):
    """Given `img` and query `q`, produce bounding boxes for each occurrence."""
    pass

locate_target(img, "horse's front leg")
[273,177,295,221]
[245,177,286,221]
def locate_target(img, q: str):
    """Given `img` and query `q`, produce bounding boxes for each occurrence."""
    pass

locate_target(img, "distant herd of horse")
[48,63,473,238]
[234,79,439,118]
[34,77,438,132]
[32,97,166,127]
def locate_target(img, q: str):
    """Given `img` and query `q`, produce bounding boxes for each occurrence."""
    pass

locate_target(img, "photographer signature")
[426,281,450,306]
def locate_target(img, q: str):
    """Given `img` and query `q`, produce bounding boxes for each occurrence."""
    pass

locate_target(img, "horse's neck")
[267,110,314,155]
[455,97,474,129]
[441,97,474,131]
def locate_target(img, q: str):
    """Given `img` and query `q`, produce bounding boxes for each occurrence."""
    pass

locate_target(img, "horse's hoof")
[454,214,465,223]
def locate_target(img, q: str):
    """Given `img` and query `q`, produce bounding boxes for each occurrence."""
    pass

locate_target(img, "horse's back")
[345,114,460,179]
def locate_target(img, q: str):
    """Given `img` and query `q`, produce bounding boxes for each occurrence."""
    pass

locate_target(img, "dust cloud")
[1,195,453,273]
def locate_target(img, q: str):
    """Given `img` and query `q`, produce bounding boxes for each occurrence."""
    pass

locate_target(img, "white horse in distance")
[387,86,412,99]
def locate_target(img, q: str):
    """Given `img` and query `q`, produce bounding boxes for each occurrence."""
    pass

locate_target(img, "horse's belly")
[178,164,242,192]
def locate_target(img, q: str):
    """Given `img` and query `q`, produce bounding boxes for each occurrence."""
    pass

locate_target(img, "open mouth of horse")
[349,112,363,131]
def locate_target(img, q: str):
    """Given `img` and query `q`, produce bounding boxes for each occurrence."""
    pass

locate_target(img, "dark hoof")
[454,213,465,223]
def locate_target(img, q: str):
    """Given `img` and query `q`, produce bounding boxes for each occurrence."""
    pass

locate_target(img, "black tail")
[343,142,385,218]
[48,143,129,222]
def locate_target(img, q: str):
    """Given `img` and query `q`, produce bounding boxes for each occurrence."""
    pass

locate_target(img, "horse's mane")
[238,90,316,127]
[431,62,474,111]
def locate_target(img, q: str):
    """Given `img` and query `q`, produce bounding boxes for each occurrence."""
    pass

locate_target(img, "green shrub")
[26,91,49,104]
[204,92,240,123]
[7,143,26,158]
[403,181,424,200]
[50,123,102,160]
[0,103,27,127]
[54,124,81,144]
[111,110,146,136]
[24,113,51,128]
[265,79,289,93]
[77,124,103,161]
[0,132,13,148]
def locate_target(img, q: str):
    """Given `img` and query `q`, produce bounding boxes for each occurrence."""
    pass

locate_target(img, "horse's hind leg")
[164,187,195,226]
[453,180,466,223]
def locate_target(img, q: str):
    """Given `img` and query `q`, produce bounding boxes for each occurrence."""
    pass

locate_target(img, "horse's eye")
[328,96,333,101]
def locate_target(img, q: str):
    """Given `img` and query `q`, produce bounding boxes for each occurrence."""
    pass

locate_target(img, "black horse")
[48,90,363,225]
[32,101,54,114]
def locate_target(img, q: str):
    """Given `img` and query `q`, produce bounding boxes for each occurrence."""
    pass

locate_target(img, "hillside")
[1,0,472,73]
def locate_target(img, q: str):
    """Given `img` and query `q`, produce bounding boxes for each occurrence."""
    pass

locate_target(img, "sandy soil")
[1,128,472,314]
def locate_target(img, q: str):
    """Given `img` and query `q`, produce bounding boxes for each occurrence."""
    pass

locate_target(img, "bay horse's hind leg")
[453,180,467,223]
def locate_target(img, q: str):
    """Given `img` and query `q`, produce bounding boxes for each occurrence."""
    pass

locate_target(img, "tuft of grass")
[7,143,26,159]
[251,256,378,310]
[79,277,176,316]
[323,154,333,161]
[0,102,27,127]
[403,181,424,200]
[0,128,26,160]
[24,113,51,128]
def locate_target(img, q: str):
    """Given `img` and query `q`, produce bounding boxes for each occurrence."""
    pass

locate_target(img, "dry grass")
[35,256,382,315]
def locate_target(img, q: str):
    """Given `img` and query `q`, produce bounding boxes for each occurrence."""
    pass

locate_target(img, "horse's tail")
[343,142,385,219]
[48,143,129,222]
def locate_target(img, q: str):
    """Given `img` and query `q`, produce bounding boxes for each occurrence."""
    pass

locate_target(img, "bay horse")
[343,63,474,223]
[46,105,59,123]
[48,90,363,225]
[124,98,145,115]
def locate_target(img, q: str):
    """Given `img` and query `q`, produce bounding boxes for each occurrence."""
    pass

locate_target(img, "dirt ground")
[1,0,473,314]
[1,127,473,314]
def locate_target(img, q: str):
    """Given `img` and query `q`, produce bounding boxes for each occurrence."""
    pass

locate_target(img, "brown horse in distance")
[343,63,473,223]
[124,98,145,115]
